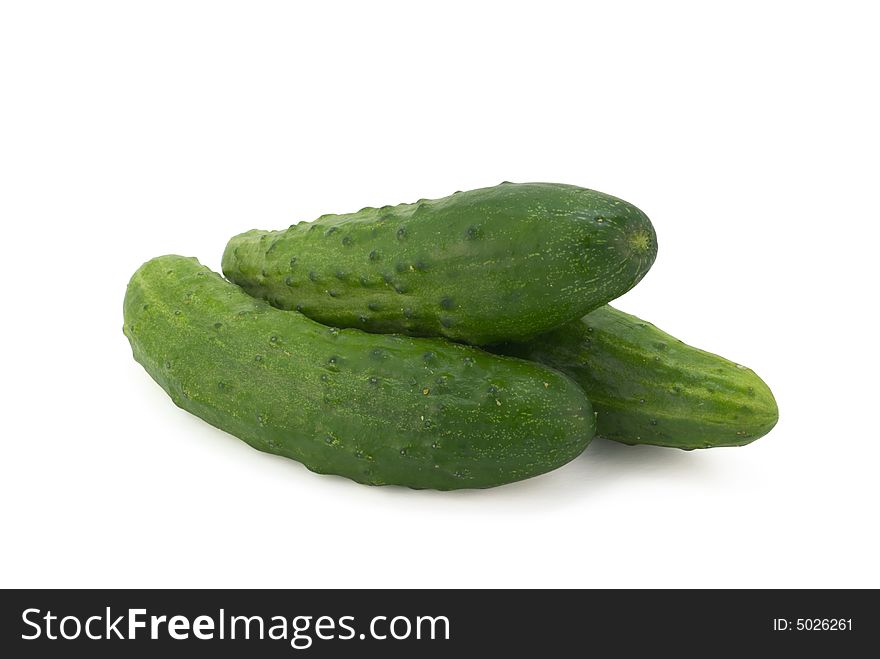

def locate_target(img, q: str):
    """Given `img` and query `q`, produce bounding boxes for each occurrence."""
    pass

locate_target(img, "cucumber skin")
[123,255,595,489]
[222,182,657,345]
[494,306,778,450]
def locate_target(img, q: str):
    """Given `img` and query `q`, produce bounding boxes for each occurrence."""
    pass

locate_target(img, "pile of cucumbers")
[123,182,778,490]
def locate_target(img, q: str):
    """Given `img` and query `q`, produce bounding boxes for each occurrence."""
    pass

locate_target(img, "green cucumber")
[222,182,657,345]
[123,255,595,489]
[494,306,778,449]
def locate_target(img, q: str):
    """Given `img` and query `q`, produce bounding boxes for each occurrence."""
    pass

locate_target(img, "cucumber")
[222,182,657,345]
[494,306,778,449]
[123,255,595,489]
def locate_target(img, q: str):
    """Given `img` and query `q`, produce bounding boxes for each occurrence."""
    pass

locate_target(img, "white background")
[2,1,878,588]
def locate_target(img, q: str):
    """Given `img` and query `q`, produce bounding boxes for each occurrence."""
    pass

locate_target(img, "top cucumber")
[222,182,657,345]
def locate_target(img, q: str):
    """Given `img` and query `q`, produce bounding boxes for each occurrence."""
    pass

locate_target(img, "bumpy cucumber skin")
[495,306,778,449]
[123,256,595,489]
[222,182,657,345]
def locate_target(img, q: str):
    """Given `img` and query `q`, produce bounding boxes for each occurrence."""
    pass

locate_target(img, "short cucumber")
[494,306,778,449]
[123,255,595,489]
[222,182,657,345]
